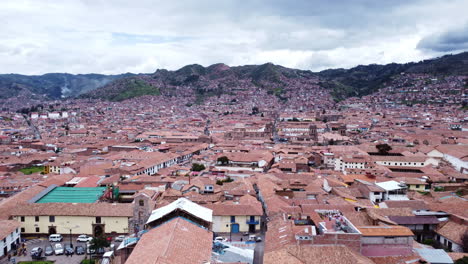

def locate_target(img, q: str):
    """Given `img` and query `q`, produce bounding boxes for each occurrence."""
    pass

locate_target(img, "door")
[231,224,239,233]
[48,227,57,235]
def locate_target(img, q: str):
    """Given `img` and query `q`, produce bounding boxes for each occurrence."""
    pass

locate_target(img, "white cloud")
[0,0,467,74]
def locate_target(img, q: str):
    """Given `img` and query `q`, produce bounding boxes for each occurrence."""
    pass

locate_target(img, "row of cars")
[29,234,126,259]
[214,233,262,243]
[49,234,126,243]
[31,243,109,259]
[31,244,83,259]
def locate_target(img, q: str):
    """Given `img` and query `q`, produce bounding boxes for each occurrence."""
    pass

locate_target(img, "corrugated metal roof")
[146,197,212,224]
[35,187,106,203]
[415,248,454,264]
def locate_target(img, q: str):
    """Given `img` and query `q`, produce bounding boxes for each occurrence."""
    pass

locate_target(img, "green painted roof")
[35,187,106,203]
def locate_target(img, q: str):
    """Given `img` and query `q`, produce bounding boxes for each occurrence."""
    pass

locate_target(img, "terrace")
[315,210,360,234]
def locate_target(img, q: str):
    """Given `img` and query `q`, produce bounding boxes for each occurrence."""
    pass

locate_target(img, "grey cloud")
[417,25,468,52]
[1,0,468,74]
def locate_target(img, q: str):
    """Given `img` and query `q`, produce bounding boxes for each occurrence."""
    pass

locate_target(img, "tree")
[217,156,229,165]
[191,163,205,172]
[376,143,392,155]
[216,176,234,185]
[252,106,259,115]
[89,236,110,252]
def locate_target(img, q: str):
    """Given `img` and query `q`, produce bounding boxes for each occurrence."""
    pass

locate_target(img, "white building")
[432,145,468,174]
[48,112,61,119]
[375,180,409,201]
[0,220,21,258]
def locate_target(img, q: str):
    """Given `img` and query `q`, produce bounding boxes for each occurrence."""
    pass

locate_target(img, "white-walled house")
[0,220,21,258]
[435,145,468,174]
[435,217,467,253]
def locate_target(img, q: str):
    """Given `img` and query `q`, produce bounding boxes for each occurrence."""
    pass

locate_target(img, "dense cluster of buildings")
[0,72,467,264]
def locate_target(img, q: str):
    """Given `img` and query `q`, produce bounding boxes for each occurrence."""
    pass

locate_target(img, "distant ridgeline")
[1,51,467,103]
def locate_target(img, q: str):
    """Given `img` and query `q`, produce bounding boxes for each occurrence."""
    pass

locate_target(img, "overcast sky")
[1,0,467,75]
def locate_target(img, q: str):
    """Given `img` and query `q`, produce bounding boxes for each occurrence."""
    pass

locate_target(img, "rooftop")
[35,187,106,203]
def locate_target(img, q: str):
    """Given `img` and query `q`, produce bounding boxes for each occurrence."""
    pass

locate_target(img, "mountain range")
[1,51,467,102]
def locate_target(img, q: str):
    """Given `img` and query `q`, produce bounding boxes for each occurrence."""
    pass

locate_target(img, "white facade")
[436,234,463,252]
[443,154,468,174]
[334,158,367,172]
[375,160,426,167]
[0,226,21,258]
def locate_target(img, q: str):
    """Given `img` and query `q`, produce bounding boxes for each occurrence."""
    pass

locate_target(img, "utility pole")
[69,228,73,248]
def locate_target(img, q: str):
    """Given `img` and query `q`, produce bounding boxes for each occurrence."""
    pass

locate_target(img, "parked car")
[101,251,114,264]
[65,245,74,256]
[44,245,54,256]
[77,235,93,242]
[30,247,43,258]
[75,246,85,255]
[49,234,63,242]
[86,243,95,254]
[115,235,125,242]
[54,243,64,255]
[96,247,105,255]
[214,236,227,242]
[256,236,262,242]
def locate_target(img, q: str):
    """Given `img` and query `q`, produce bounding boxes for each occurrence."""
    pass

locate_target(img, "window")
[35,227,40,233]
[49,216,55,222]
[20,216,25,222]
[230,216,236,223]
[35,216,39,222]
[448,241,452,250]
[139,200,144,206]
[21,228,25,233]
[415,185,420,188]
[96,217,102,224]
[374,192,380,195]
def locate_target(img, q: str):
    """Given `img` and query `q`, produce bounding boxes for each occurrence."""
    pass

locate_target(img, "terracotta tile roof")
[436,220,468,244]
[11,202,132,217]
[429,202,468,219]
[0,220,20,240]
[369,254,423,264]
[382,200,429,211]
[206,202,262,216]
[264,245,375,264]
[447,252,468,262]
[125,217,212,264]
[358,225,414,237]
[0,185,46,220]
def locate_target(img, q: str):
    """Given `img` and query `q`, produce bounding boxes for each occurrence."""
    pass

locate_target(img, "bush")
[191,163,205,172]
[455,256,468,264]
[216,176,234,185]
[217,156,229,165]
[422,239,434,245]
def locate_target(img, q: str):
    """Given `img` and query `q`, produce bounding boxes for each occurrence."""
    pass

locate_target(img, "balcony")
[246,219,259,225]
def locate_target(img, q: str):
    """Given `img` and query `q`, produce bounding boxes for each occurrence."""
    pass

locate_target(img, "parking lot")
[10,238,85,264]
[7,236,121,264]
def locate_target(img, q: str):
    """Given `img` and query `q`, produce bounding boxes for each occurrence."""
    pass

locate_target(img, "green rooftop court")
[35,187,106,203]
